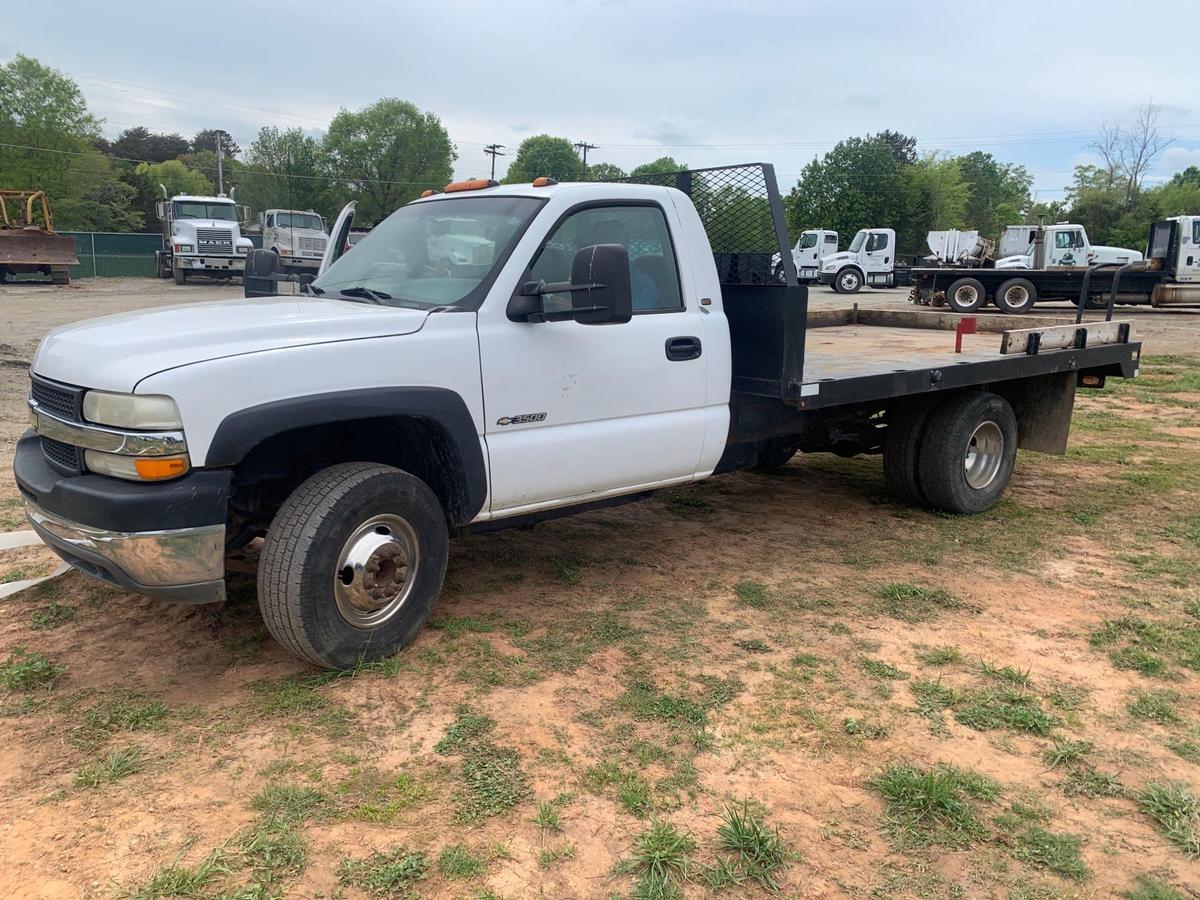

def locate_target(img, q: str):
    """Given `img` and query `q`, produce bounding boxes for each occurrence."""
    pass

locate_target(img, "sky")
[5,0,1200,200]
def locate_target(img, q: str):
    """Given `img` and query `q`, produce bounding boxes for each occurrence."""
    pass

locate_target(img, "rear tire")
[155,252,170,279]
[173,267,187,285]
[883,400,934,503]
[834,268,863,294]
[774,264,786,284]
[994,277,1037,314]
[945,277,986,313]
[917,392,1017,514]
[258,462,449,670]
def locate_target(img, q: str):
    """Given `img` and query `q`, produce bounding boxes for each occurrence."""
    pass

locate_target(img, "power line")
[573,141,598,179]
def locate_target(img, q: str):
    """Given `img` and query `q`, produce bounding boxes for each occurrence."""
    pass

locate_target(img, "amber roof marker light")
[444,178,499,193]
[531,177,559,187]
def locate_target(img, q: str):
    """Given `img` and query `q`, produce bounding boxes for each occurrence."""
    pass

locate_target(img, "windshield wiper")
[300,282,324,296]
[337,286,392,304]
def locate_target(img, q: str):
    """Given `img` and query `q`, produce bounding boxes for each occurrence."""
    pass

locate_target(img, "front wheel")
[918,392,1017,514]
[834,268,863,294]
[257,462,449,669]
[173,266,187,285]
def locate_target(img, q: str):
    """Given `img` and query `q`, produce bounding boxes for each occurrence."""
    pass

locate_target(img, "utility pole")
[483,143,505,181]
[216,139,224,195]
[574,141,597,180]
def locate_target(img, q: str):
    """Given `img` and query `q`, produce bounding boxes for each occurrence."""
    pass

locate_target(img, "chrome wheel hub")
[333,514,419,628]
[841,273,858,290]
[964,421,1004,490]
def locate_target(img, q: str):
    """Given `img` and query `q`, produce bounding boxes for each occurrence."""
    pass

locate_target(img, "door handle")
[665,336,702,361]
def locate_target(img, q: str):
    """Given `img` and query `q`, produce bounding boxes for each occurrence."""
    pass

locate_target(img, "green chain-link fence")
[10,232,268,281]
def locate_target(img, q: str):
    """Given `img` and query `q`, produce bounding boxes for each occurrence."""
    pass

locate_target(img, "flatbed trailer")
[909,215,1200,314]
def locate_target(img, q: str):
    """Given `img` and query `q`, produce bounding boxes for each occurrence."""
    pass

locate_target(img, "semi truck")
[772,229,839,283]
[912,217,1197,314]
[817,227,912,292]
[154,191,254,285]
[260,209,328,274]
[17,164,1141,669]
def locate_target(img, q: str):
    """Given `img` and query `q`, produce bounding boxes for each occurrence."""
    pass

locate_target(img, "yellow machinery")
[0,190,78,284]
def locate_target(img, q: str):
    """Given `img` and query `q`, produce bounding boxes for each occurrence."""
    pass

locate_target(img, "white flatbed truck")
[17,165,1141,668]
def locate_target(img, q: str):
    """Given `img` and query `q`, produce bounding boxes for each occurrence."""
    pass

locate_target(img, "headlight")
[83,391,183,429]
[237,245,250,254]
[84,450,189,481]
[174,243,194,254]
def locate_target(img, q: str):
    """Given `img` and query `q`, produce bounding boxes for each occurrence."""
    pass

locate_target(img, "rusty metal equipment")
[0,190,78,284]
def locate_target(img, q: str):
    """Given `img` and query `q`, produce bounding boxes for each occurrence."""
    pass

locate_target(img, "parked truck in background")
[913,216,1200,313]
[17,164,1141,669]
[154,192,254,285]
[772,229,838,283]
[817,227,912,292]
[261,209,328,274]
[995,222,1142,270]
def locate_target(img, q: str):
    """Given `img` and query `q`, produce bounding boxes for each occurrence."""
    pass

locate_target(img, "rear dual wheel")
[994,277,1037,314]
[884,392,1017,514]
[945,277,986,313]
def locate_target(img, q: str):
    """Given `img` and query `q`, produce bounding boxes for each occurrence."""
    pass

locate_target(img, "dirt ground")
[0,278,1198,898]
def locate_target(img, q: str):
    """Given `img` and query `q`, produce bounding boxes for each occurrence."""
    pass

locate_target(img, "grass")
[619,818,696,899]
[1128,689,1182,725]
[538,842,575,868]
[436,709,530,823]
[712,801,787,891]
[871,764,999,848]
[917,645,962,666]
[71,691,169,750]
[30,602,75,630]
[860,658,909,680]
[338,848,429,896]
[1062,769,1123,799]
[877,582,964,622]
[1042,739,1093,768]
[1011,826,1090,880]
[532,799,562,832]
[734,637,770,653]
[1122,874,1187,899]
[124,851,230,899]
[1139,782,1200,857]
[734,580,769,608]
[979,660,1032,687]
[438,843,484,879]
[74,746,143,788]
[952,687,1059,736]
[335,766,428,824]
[0,647,65,691]
[251,783,326,823]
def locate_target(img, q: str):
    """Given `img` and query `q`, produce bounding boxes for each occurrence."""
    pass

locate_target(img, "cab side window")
[1193,220,1200,244]
[866,232,889,252]
[529,205,683,313]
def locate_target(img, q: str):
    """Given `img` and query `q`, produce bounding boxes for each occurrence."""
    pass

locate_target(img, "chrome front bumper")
[25,500,226,604]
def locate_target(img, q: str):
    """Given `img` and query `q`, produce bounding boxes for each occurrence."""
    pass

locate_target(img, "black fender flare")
[205,387,487,523]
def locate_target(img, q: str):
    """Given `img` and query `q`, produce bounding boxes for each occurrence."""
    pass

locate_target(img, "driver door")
[864,230,891,276]
[477,201,709,515]
[1048,228,1084,267]
[319,202,356,276]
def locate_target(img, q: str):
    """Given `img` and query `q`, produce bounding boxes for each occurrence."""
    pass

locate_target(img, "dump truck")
[912,217,1198,313]
[18,164,1141,669]
[0,191,78,284]
[154,191,254,284]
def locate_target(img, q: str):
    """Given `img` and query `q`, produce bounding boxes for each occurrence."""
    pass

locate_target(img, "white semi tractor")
[154,192,254,285]
[772,229,839,283]
[260,209,329,274]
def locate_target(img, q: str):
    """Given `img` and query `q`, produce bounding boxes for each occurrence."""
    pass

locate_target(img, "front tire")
[258,462,449,669]
[945,277,986,313]
[834,268,863,294]
[994,277,1037,314]
[173,266,187,285]
[917,393,1017,514]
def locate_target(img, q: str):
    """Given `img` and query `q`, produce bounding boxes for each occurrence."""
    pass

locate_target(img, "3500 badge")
[496,412,548,426]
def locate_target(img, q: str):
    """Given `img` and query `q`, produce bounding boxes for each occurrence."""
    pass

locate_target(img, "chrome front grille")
[299,236,326,253]
[196,228,234,255]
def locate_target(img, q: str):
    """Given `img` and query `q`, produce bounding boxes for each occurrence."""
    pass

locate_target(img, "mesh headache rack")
[610,163,797,286]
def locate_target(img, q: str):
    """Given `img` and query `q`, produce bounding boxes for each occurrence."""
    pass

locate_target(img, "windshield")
[313,195,542,309]
[849,230,867,252]
[276,212,324,231]
[174,201,236,221]
[798,232,819,249]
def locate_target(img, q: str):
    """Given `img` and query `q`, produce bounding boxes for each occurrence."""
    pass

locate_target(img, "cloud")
[632,116,705,148]
[1159,146,1200,174]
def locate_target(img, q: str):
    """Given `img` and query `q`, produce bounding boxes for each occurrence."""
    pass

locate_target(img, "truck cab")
[155,194,254,284]
[817,227,896,292]
[261,209,328,272]
[772,229,838,283]
[995,223,1143,270]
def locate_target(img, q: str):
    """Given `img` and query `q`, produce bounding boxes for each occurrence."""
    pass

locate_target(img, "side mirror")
[155,201,167,221]
[507,243,633,325]
[244,249,280,298]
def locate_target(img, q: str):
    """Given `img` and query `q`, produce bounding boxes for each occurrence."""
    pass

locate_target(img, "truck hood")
[1090,245,1143,263]
[32,296,429,392]
[995,254,1031,269]
[173,218,240,232]
[820,251,853,270]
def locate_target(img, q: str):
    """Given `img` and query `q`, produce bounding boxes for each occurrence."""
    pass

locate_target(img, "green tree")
[324,98,454,223]
[0,54,138,231]
[106,126,190,163]
[957,151,1032,237]
[192,128,240,157]
[242,126,330,218]
[586,162,626,182]
[503,135,582,184]
[1153,166,1200,218]
[901,153,969,250]
[135,159,213,199]
[630,156,687,177]
[785,135,908,246]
